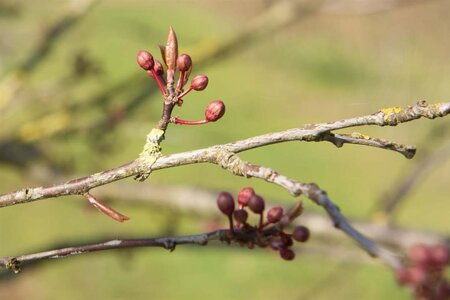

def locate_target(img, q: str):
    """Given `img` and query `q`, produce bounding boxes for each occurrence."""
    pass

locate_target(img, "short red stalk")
[176,71,186,92]
[173,117,209,125]
[149,69,167,96]
[259,214,263,229]
[228,215,234,235]
[177,86,193,100]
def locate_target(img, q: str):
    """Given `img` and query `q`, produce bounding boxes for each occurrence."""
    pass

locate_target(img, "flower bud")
[248,194,265,214]
[233,209,248,224]
[267,207,284,223]
[137,50,154,71]
[217,192,235,216]
[191,75,208,91]
[176,54,192,72]
[238,187,255,207]
[395,268,411,286]
[408,244,431,266]
[279,248,295,261]
[429,245,449,266]
[281,236,294,248]
[153,60,164,76]
[205,100,225,122]
[292,226,310,242]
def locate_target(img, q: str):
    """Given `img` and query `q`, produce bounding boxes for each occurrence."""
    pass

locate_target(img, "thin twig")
[0,226,282,273]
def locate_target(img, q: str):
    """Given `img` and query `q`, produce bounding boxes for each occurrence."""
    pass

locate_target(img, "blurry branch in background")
[320,0,438,15]
[0,101,449,272]
[0,0,98,113]
[95,182,450,251]
[373,122,450,223]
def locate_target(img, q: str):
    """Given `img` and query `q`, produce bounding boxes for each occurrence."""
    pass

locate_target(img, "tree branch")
[0,226,284,273]
[0,100,448,270]
[1,101,448,207]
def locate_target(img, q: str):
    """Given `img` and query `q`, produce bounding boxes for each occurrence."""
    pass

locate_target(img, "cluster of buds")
[217,187,310,261]
[136,27,225,126]
[396,244,449,299]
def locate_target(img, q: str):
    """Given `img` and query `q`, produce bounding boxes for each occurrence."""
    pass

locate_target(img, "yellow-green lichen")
[351,132,370,140]
[135,128,165,181]
[380,106,403,122]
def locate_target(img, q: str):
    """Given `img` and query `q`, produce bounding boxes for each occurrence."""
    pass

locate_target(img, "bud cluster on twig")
[396,243,449,299]
[136,27,225,127]
[217,187,310,261]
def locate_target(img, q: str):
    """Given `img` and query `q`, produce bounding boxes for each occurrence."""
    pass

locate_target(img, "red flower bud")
[205,100,225,122]
[237,187,255,207]
[153,60,164,76]
[137,50,154,71]
[267,207,284,223]
[292,226,310,242]
[233,209,248,224]
[217,192,235,216]
[429,245,449,266]
[279,248,295,261]
[248,194,265,214]
[408,244,431,266]
[190,75,208,91]
[176,54,192,72]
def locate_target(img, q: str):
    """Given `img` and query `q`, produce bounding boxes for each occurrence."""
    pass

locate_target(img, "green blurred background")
[0,0,449,299]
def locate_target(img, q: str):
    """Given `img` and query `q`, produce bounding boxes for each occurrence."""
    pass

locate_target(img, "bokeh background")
[0,0,449,299]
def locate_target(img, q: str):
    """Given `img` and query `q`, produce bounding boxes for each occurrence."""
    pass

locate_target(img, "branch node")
[5,257,21,274]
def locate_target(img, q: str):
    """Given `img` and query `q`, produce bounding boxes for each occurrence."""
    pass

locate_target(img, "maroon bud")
[205,100,225,122]
[176,54,192,72]
[280,235,293,248]
[248,194,265,214]
[233,209,248,224]
[395,268,411,286]
[137,50,154,70]
[153,60,164,76]
[435,281,450,299]
[408,266,427,285]
[238,187,255,207]
[267,207,284,223]
[408,244,431,266]
[217,192,235,216]
[190,75,208,91]
[270,239,283,250]
[292,226,310,242]
[429,245,449,266]
[279,248,295,261]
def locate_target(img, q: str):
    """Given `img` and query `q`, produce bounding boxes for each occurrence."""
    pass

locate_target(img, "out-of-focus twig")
[0,0,98,112]
[374,123,450,223]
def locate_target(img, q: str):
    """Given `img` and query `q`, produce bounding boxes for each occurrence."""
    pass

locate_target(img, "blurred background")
[0,0,449,299]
